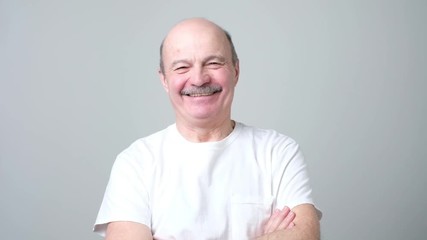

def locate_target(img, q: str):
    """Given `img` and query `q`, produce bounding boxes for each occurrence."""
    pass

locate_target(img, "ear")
[233,60,240,86]
[159,70,169,93]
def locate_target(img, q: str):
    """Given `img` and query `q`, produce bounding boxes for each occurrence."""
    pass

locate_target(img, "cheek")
[167,75,188,93]
[215,71,237,87]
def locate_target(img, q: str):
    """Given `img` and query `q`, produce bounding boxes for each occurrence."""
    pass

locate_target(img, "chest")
[149,146,274,239]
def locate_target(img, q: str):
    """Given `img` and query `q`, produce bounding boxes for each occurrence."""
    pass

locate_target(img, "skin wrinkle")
[159,26,238,74]
[171,55,226,71]
[159,18,240,142]
[103,18,320,240]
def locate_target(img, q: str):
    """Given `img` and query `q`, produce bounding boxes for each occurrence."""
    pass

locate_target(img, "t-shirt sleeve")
[93,149,151,237]
[273,138,322,218]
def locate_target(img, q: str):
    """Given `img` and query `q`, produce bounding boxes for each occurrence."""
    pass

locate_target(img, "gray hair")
[159,29,239,74]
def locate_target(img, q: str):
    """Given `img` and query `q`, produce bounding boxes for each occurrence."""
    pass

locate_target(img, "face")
[159,20,239,126]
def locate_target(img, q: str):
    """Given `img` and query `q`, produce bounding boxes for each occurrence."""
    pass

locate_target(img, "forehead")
[162,23,231,63]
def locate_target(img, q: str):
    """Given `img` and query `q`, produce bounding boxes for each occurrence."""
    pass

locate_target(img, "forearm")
[105,221,153,240]
[255,219,319,240]
[255,204,320,240]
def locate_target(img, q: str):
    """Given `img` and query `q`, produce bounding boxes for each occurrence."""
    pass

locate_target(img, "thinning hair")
[159,29,239,74]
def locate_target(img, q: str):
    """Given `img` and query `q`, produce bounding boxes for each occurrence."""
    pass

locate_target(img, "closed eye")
[174,66,189,73]
[206,62,224,69]
[175,66,188,70]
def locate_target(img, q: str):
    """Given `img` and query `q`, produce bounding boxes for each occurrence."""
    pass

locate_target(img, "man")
[94,18,321,239]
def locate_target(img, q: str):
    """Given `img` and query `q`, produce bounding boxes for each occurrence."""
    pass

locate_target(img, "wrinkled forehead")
[162,23,231,62]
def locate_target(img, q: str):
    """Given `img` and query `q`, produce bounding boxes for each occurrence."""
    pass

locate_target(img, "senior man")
[94,18,321,240]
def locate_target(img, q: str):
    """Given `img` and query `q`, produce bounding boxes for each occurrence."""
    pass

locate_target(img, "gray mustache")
[181,85,222,96]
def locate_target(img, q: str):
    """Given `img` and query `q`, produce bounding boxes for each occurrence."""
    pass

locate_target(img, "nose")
[190,67,211,87]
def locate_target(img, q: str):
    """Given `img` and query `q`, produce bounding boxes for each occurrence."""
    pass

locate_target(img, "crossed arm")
[256,203,320,240]
[106,221,152,240]
[105,203,320,240]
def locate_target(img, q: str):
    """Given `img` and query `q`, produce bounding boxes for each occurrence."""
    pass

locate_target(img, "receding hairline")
[159,18,239,73]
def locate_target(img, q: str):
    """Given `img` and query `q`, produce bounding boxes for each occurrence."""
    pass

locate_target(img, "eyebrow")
[170,55,227,69]
[204,55,226,63]
[171,59,190,69]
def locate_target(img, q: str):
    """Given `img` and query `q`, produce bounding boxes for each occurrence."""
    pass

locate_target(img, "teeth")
[181,87,222,97]
[189,93,213,97]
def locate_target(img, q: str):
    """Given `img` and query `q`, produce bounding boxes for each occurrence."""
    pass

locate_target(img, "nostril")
[190,72,211,86]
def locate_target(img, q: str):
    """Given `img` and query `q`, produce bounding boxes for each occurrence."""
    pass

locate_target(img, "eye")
[174,66,189,73]
[208,62,221,65]
[207,62,224,69]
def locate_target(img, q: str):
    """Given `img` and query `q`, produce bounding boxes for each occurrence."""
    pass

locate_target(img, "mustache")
[180,85,222,96]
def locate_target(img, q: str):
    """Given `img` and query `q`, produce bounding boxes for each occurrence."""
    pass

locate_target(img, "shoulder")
[122,124,174,154]
[235,122,303,166]
[114,124,175,168]
[236,122,298,148]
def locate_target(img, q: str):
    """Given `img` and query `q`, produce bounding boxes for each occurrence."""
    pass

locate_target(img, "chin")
[189,110,224,121]
[191,112,217,120]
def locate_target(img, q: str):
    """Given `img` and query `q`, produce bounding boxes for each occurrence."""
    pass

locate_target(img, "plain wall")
[1,1,426,239]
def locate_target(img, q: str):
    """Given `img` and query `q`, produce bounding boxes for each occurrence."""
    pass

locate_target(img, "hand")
[263,206,296,234]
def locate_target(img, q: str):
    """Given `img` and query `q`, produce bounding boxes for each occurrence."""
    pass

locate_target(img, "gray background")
[1,0,426,239]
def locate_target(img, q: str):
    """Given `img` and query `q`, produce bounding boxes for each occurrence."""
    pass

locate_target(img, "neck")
[176,119,235,142]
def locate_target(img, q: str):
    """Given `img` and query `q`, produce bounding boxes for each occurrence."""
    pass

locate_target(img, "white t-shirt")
[94,122,318,239]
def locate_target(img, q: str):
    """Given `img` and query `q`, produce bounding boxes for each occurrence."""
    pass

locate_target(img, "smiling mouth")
[181,86,222,97]
[185,90,221,97]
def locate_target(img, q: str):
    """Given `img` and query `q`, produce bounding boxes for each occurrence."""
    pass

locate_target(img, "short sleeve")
[273,138,322,218]
[93,149,151,237]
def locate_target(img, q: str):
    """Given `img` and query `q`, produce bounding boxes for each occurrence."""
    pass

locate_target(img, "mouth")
[185,92,221,97]
[181,86,222,97]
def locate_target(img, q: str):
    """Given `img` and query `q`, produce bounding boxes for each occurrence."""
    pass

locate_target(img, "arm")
[256,204,320,240]
[105,221,153,240]
[263,206,296,234]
